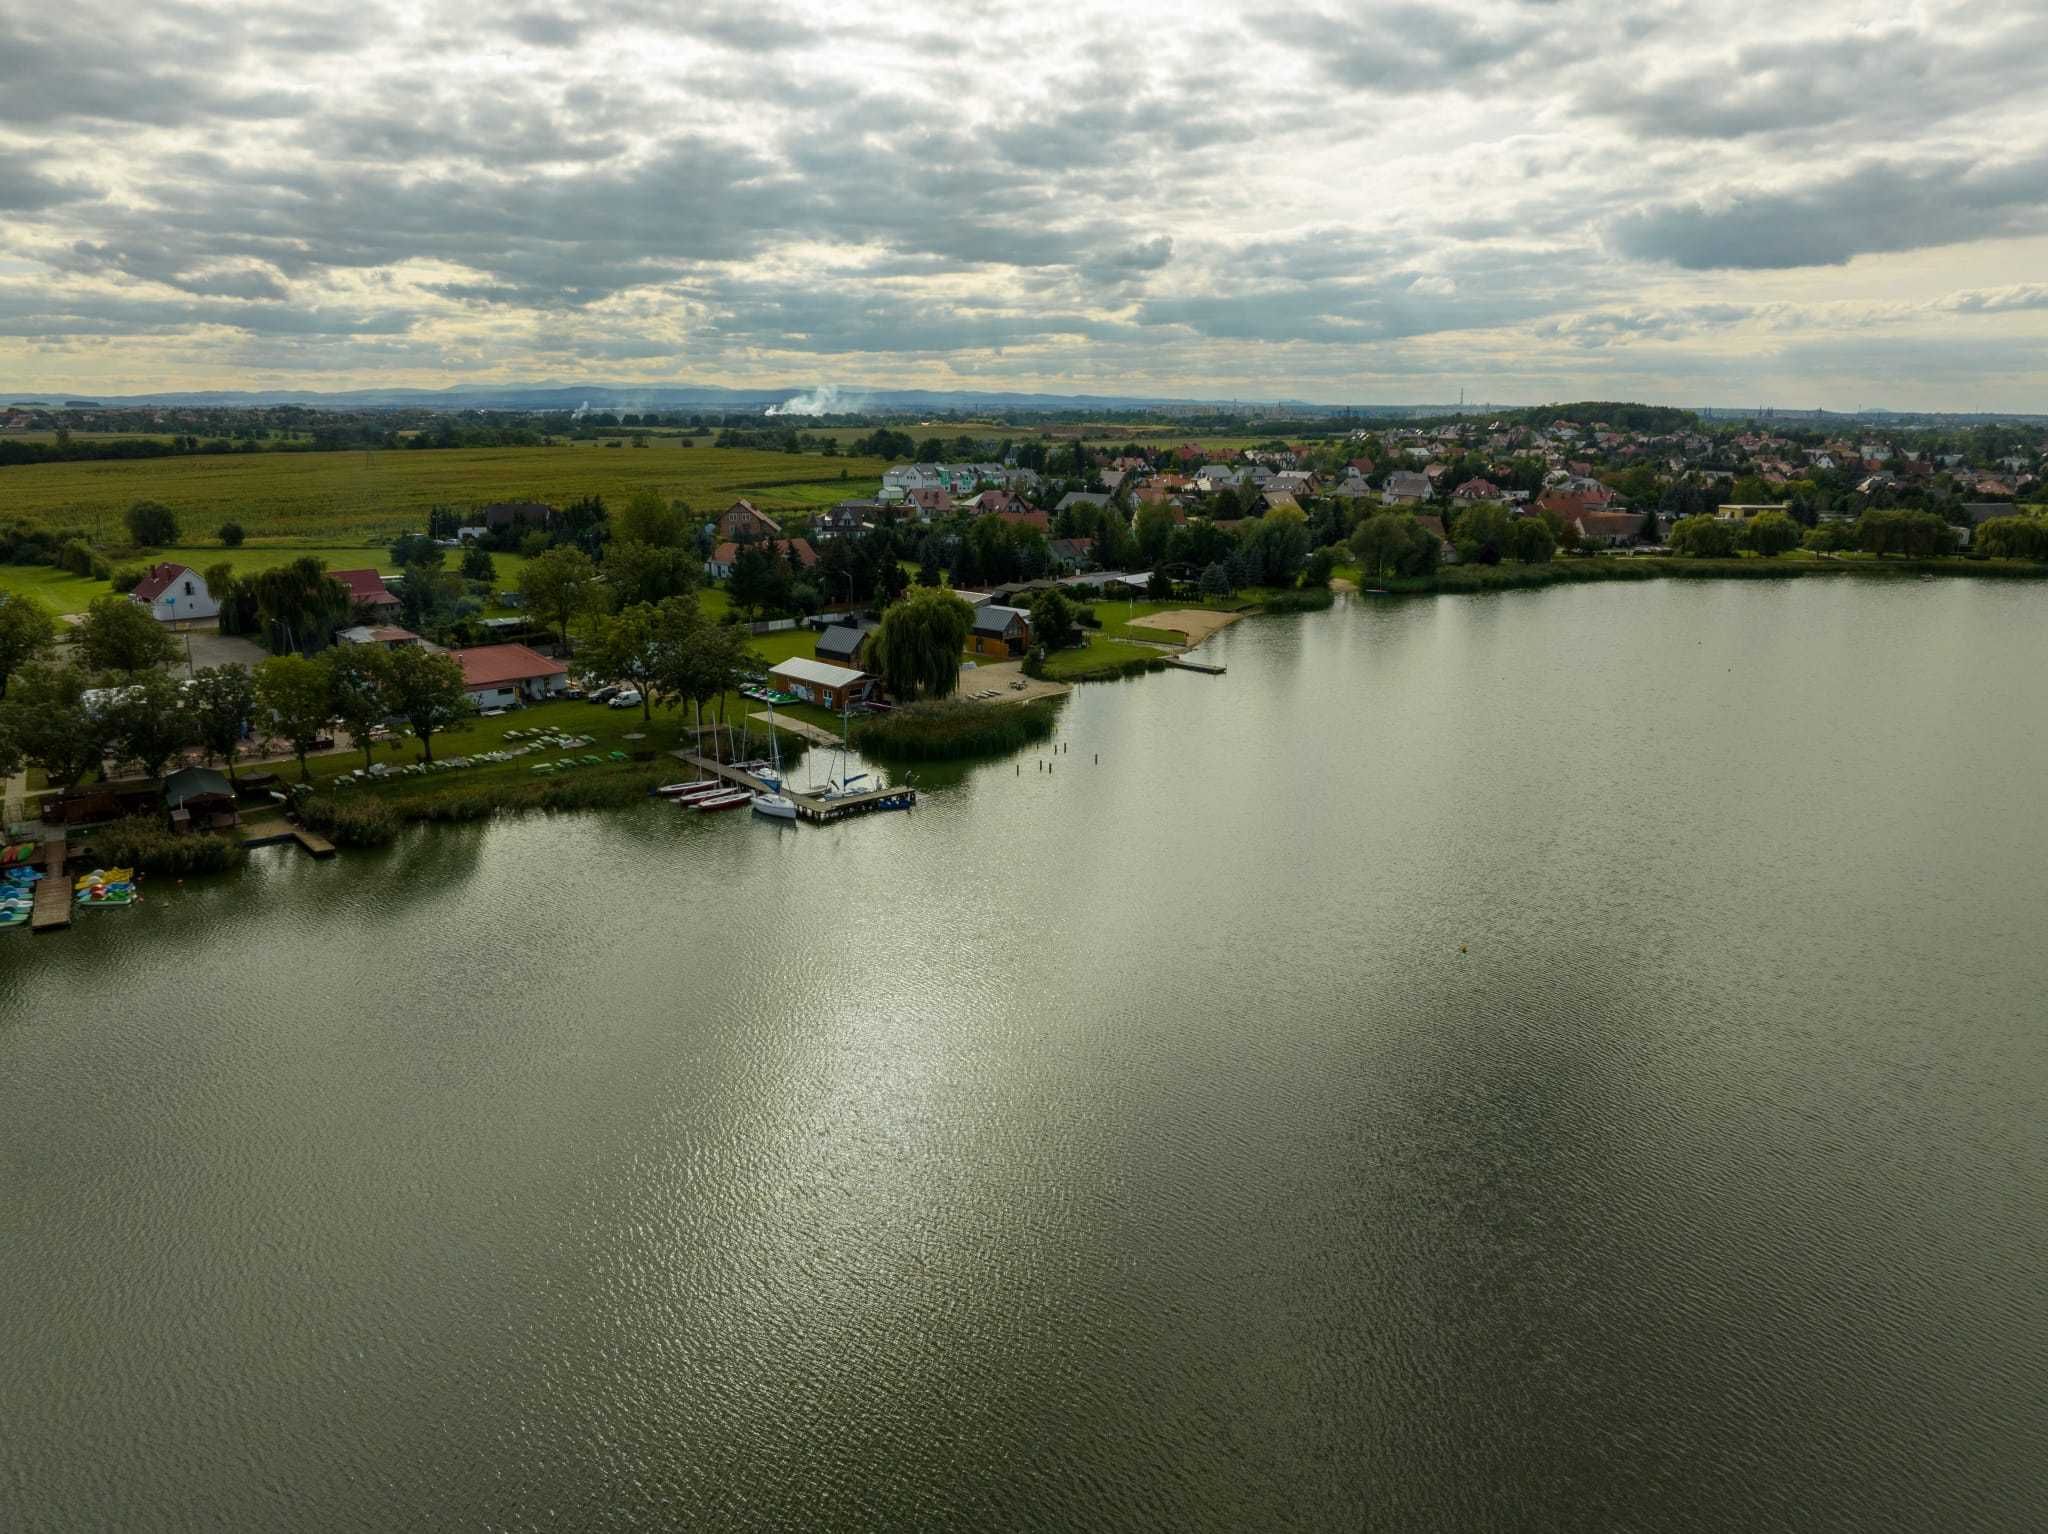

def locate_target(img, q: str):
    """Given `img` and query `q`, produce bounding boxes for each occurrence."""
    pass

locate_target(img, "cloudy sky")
[3,0,2045,408]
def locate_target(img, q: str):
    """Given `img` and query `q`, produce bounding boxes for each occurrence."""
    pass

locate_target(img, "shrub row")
[852,698,1061,760]
[82,816,247,874]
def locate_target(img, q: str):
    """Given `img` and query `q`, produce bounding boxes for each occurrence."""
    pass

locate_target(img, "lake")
[4,580,2045,1530]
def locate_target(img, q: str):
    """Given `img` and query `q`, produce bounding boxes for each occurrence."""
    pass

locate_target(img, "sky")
[2,0,2046,410]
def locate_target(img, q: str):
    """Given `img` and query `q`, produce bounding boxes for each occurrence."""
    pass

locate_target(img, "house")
[967,604,1033,658]
[816,500,880,540]
[948,589,995,609]
[1413,514,1453,554]
[477,501,555,534]
[1048,536,1096,570]
[1055,491,1111,515]
[129,563,218,623]
[814,620,880,668]
[906,487,953,520]
[1451,477,1501,502]
[881,463,945,494]
[1960,502,2019,525]
[768,656,870,712]
[163,766,238,834]
[449,643,569,708]
[336,624,422,649]
[1573,511,1648,548]
[705,537,818,579]
[1383,471,1433,505]
[715,499,782,542]
[995,506,1051,533]
[329,568,402,620]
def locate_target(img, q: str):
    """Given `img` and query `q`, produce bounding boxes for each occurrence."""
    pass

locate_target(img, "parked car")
[607,689,643,709]
[588,684,619,704]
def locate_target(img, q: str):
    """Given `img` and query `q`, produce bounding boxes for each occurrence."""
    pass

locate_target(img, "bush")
[1260,587,1335,613]
[87,815,247,875]
[852,698,1061,760]
[126,500,180,547]
[217,521,246,547]
[109,566,145,594]
[300,795,400,846]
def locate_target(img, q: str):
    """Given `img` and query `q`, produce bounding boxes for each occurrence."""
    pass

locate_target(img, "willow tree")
[872,588,973,701]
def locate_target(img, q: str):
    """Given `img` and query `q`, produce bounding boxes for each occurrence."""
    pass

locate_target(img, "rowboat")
[693,790,753,812]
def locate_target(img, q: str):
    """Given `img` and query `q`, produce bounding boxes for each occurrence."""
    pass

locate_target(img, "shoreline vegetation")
[1355,552,2048,595]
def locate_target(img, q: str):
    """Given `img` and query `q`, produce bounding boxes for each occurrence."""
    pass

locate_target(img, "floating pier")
[31,836,71,934]
[671,753,916,824]
[1165,656,1227,675]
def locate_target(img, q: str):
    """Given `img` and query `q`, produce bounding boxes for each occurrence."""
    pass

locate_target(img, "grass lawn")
[1034,635,1173,681]
[0,562,112,616]
[746,628,819,666]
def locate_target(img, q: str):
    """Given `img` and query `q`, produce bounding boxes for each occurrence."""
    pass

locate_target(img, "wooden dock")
[1166,656,1227,675]
[290,825,336,858]
[31,835,71,934]
[670,753,916,824]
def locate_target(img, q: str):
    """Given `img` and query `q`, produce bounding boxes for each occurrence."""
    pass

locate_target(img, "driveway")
[174,627,270,673]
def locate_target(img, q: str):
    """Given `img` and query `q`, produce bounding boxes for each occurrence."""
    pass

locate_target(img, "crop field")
[0,440,886,544]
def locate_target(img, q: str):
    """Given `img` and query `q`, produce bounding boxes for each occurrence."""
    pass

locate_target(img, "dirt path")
[1126,608,1247,645]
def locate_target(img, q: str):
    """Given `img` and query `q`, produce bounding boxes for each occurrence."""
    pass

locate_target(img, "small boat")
[651,781,700,797]
[693,790,752,812]
[668,784,733,805]
[751,792,799,819]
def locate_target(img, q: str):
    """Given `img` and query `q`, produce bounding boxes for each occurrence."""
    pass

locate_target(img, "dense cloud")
[1,0,2044,406]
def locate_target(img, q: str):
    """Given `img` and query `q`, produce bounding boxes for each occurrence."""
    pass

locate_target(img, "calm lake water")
[4,581,2046,1530]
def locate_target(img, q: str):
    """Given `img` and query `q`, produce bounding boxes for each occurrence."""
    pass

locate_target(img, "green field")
[0,441,885,544]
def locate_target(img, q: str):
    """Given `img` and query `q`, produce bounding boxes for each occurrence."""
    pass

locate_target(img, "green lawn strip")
[1032,635,1175,682]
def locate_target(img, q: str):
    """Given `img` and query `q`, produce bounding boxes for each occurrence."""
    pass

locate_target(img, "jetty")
[31,836,71,933]
[1165,656,1227,675]
[670,753,916,824]
[290,824,336,859]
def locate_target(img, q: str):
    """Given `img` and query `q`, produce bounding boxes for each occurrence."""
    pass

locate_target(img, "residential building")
[967,604,1033,658]
[129,562,219,622]
[449,643,569,709]
[716,499,782,542]
[1573,511,1647,547]
[814,620,880,668]
[1048,537,1096,570]
[705,537,818,579]
[329,568,402,620]
[1714,502,1792,521]
[1383,470,1433,505]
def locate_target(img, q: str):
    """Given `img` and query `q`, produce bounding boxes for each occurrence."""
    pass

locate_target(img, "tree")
[378,644,472,763]
[579,595,701,722]
[78,594,180,673]
[915,562,942,588]
[614,489,687,548]
[1668,515,1742,558]
[187,663,257,779]
[389,532,444,572]
[217,521,246,547]
[249,558,350,653]
[126,499,179,547]
[460,545,497,583]
[1451,503,1512,563]
[1133,501,1177,565]
[1029,587,1079,650]
[0,594,57,698]
[1972,515,2048,560]
[105,670,193,778]
[1148,566,1176,598]
[1744,509,1802,557]
[725,544,785,615]
[0,664,109,788]
[874,560,909,605]
[1639,507,1662,545]
[602,540,694,607]
[1199,561,1233,598]
[872,588,974,701]
[522,545,602,650]
[1349,513,1411,580]
[253,654,334,781]
[323,646,391,769]
[1503,516,1556,564]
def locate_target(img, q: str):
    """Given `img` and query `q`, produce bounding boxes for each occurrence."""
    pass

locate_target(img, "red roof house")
[448,643,569,706]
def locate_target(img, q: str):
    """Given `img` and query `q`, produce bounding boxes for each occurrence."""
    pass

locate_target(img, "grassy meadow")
[1,440,887,544]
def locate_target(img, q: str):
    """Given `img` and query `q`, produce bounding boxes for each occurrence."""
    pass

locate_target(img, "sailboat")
[751,703,799,820]
[811,694,870,800]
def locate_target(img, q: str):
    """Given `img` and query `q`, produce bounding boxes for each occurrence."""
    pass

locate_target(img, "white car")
[606,689,643,709]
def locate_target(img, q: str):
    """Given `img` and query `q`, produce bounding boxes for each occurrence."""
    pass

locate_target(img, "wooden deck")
[1165,656,1227,675]
[291,825,336,858]
[31,835,70,933]
[670,753,916,824]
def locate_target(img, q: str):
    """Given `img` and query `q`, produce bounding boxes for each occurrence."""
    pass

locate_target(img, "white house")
[448,643,569,709]
[130,563,219,623]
